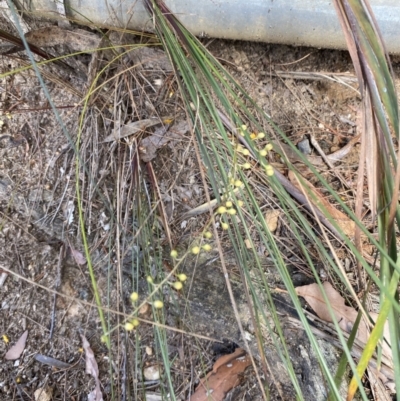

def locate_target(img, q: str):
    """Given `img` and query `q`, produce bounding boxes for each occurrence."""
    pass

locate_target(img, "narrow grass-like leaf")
[141,2,382,399]
[347,267,399,400]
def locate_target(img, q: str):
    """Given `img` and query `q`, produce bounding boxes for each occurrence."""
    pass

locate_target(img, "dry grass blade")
[362,93,378,220]
[332,2,373,215]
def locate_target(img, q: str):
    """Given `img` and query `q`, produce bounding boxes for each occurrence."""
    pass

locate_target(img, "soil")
[0,9,393,401]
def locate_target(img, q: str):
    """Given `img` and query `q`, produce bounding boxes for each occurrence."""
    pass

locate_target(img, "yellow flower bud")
[170,249,178,258]
[153,300,164,309]
[173,281,183,290]
[242,148,250,156]
[257,132,265,139]
[217,206,227,214]
[265,143,273,151]
[234,180,243,188]
[147,276,153,284]
[132,319,140,327]
[221,222,229,230]
[237,200,244,207]
[259,149,267,157]
[241,124,247,131]
[177,273,187,282]
[130,292,139,302]
[204,231,213,239]
[227,208,237,215]
[191,246,201,255]
[225,201,233,208]
[242,162,251,169]
[125,322,134,331]
[265,165,274,176]
[202,244,212,251]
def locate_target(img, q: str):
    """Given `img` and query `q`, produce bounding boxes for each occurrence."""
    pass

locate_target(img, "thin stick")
[49,243,65,339]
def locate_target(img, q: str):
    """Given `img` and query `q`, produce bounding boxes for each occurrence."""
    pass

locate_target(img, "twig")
[121,340,127,401]
[309,134,351,190]
[0,272,8,287]
[49,243,65,339]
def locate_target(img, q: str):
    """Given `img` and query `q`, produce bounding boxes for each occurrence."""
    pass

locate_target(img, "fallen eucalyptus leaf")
[103,118,160,143]
[295,282,392,364]
[35,354,72,369]
[5,330,28,360]
[81,335,104,401]
[187,348,251,401]
[139,120,186,162]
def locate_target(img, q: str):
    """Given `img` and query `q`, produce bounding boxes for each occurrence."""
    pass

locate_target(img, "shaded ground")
[0,12,389,401]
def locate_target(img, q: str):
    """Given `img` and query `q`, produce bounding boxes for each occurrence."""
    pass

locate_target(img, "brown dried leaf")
[296,282,391,363]
[187,348,251,401]
[296,282,365,337]
[139,120,187,162]
[264,209,280,232]
[103,118,160,143]
[69,247,86,265]
[5,330,28,360]
[288,171,355,237]
[81,335,104,401]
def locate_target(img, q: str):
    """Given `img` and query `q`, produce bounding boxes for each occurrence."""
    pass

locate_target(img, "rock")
[297,138,312,155]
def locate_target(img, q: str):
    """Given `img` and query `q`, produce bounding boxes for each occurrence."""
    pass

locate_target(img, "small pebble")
[297,138,312,155]
[144,365,160,381]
